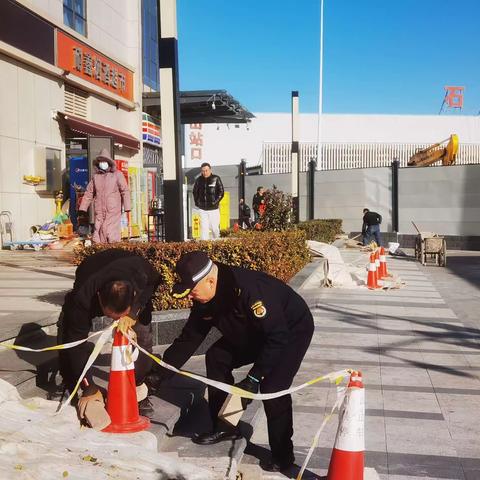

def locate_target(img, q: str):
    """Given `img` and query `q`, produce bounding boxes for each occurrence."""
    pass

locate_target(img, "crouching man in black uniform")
[58,249,160,423]
[158,251,314,472]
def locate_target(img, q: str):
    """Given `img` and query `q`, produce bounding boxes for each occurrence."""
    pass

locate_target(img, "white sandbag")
[305,241,360,288]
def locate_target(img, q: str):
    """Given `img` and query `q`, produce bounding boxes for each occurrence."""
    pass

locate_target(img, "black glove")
[234,375,260,410]
[144,364,173,395]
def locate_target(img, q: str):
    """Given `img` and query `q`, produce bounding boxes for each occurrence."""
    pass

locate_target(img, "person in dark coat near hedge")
[252,186,266,223]
[57,249,160,424]
[152,251,314,473]
[238,198,252,229]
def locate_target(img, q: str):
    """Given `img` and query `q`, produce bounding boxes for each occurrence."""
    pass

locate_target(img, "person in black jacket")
[238,198,252,229]
[362,208,382,246]
[252,186,265,223]
[192,163,224,240]
[156,251,314,473]
[57,249,160,420]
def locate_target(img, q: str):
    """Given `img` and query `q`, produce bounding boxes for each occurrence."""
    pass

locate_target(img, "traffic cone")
[379,247,389,278]
[366,253,379,289]
[374,249,382,281]
[103,329,150,433]
[327,371,365,480]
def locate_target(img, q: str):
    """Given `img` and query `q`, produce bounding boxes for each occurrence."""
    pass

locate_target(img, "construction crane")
[408,134,459,167]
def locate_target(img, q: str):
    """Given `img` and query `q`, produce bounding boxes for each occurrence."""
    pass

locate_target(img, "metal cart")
[413,222,447,267]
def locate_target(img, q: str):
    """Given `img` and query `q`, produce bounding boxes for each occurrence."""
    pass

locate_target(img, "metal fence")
[262,142,480,173]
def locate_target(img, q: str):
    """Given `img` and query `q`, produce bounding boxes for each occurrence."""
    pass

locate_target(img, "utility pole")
[317,0,324,171]
[158,0,184,241]
[291,91,300,223]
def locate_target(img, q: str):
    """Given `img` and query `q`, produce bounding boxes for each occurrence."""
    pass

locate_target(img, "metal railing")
[262,142,480,173]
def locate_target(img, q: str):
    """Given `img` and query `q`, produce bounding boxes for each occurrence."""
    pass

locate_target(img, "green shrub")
[73,230,310,311]
[296,219,343,243]
[260,186,293,231]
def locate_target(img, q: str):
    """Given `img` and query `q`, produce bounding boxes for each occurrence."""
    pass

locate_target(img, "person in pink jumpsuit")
[79,149,131,243]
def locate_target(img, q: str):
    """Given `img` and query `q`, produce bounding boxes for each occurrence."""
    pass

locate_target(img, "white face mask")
[98,161,109,171]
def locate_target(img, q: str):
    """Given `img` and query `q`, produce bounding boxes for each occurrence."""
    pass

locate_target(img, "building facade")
[184,113,480,171]
[0,0,147,242]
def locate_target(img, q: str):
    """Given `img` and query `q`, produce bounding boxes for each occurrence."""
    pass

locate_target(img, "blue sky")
[177,0,480,115]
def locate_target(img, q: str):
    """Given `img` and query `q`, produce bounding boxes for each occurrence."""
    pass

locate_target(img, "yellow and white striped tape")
[1,323,353,479]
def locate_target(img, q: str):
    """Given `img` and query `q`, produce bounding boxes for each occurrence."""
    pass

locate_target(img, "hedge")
[295,219,343,243]
[223,219,343,244]
[73,230,310,311]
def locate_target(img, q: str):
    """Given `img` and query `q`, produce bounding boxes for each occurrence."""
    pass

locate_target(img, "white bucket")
[388,242,400,254]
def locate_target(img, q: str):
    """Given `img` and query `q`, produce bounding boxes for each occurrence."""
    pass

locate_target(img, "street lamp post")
[317,0,324,171]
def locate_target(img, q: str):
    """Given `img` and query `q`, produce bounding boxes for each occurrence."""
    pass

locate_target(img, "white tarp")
[303,241,365,289]
[0,379,214,480]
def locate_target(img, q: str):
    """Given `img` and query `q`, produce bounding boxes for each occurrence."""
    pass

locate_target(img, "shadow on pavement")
[313,303,480,380]
[36,290,70,307]
[12,323,62,399]
[444,253,480,292]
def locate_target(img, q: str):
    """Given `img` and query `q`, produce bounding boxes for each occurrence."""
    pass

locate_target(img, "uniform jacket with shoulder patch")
[162,263,314,380]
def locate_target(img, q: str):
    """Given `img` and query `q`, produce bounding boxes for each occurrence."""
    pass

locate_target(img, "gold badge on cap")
[251,300,267,318]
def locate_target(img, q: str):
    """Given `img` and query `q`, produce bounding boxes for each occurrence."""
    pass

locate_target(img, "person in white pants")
[193,163,225,240]
[199,208,220,240]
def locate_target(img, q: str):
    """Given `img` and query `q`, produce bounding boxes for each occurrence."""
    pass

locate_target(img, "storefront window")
[63,0,86,36]
[142,0,159,90]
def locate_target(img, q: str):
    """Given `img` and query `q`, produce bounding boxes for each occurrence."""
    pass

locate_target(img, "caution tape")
[59,323,116,412]
[126,332,351,401]
[2,322,353,478]
[0,328,111,352]
[296,384,347,480]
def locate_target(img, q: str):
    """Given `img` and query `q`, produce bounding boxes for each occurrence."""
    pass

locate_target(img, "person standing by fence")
[362,208,382,246]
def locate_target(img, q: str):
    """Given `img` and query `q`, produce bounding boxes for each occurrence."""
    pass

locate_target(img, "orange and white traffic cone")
[374,249,382,281]
[366,253,379,289]
[103,329,150,433]
[379,247,389,278]
[327,371,365,480]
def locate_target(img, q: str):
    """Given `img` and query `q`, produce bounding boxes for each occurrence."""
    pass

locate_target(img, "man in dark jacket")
[252,186,265,223]
[192,163,224,240]
[58,249,160,421]
[158,251,314,473]
[238,198,252,229]
[362,208,382,246]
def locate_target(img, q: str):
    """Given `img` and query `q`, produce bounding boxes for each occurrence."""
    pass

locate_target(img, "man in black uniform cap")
[58,249,160,424]
[158,251,314,472]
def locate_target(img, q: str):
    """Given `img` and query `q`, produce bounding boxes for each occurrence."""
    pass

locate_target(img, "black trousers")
[58,303,154,393]
[205,321,314,461]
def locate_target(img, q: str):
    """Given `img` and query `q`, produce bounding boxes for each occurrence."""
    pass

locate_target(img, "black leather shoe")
[138,397,154,417]
[192,429,242,445]
[260,455,295,472]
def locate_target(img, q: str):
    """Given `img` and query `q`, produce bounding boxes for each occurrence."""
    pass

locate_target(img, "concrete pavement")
[1,247,480,479]
[240,250,480,479]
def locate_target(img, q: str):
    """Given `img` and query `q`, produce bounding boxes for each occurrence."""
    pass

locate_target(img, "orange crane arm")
[408,134,458,167]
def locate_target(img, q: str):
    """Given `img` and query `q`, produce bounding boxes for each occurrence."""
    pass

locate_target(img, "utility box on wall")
[35,147,62,194]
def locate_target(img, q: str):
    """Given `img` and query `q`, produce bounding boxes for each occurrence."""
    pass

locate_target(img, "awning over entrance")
[58,112,140,151]
[142,90,255,124]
